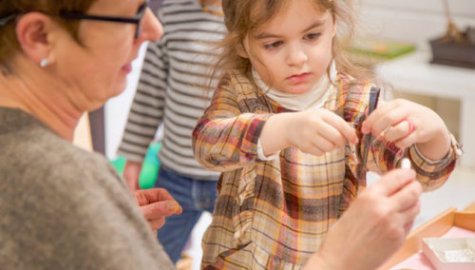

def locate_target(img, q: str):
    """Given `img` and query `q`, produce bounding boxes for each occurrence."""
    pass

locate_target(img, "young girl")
[193,0,461,268]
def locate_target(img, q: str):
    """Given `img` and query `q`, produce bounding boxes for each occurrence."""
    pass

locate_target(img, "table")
[380,203,475,269]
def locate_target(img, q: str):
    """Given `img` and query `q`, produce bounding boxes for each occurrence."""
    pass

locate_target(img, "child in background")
[117,0,225,264]
[193,0,461,268]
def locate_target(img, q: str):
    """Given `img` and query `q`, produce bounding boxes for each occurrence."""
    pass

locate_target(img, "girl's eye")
[304,33,322,41]
[263,41,283,50]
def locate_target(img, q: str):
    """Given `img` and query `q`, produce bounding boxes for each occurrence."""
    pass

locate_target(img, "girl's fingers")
[381,120,415,143]
[363,100,411,136]
[372,109,408,137]
[313,122,347,147]
[312,135,336,154]
[394,131,418,150]
[362,100,394,133]
[323,112,358,144]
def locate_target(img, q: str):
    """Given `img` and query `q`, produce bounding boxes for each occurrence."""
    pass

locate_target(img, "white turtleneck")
[252,61,337,111]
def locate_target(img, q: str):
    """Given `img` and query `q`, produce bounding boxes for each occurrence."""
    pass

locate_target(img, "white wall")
[357,0,475,141]
[357,0,475,49]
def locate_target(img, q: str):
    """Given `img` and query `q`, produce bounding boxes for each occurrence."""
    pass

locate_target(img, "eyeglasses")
[0,0,149,39]
[60,0,149,39]
[0,14,16,26]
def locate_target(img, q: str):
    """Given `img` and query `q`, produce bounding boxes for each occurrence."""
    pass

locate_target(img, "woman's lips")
[121,63,132,74]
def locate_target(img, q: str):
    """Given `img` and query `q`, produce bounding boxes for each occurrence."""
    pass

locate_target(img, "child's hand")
[284,108,358,156]
[361,99,451,160]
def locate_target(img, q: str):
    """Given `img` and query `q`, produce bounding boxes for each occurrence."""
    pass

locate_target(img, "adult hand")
[304,168,422,270]
[135,188,183,231]
[124,160,142,191]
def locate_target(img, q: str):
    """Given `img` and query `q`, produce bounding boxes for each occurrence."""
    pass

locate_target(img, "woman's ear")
[15,12,55,66]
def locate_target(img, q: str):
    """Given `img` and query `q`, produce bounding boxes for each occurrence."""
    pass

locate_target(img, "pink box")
[422,238,475,270]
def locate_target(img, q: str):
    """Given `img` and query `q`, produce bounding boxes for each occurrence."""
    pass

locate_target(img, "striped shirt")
[193,71,460,269]
[118,0,226,180]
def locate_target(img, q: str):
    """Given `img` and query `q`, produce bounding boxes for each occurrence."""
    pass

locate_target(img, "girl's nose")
[286,44,308,67]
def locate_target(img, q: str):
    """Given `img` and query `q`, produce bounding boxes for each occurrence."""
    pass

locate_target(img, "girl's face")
[242,0,335,95]
[53,0,163,110]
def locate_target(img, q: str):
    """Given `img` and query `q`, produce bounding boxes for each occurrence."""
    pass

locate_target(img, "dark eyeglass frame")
[0,0,149,39]
[0,14,16,26]
[60,0,149,39]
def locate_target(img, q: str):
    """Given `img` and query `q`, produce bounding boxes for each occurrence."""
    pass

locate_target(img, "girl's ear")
[15,12,56,65]
[236,40,249,59]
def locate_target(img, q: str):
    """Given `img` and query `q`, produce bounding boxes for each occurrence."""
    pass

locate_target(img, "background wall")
[356,0,475,48]
[356,0,475,141]
[104,0,475,159]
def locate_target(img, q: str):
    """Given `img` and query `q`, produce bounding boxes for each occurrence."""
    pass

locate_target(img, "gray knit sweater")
[0,107,174,270]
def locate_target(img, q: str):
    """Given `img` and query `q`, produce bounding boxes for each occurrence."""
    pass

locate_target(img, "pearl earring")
[39,58,49,68]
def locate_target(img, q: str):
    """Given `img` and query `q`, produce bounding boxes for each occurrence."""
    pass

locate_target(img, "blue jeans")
[154,166,218,263]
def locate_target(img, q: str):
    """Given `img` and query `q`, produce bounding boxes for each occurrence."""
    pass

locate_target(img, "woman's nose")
[140,9,163,42]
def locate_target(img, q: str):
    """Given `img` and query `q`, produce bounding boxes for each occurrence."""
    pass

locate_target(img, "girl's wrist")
[304,249,344,270]
[416,126,451,160]
[260,113,293,154]
[279,112,295,149]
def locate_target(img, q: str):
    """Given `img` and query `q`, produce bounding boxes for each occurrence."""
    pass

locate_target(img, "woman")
[0,0,180,269]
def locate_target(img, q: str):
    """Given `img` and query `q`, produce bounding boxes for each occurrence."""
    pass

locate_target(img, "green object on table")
[110,142,161,189]
[348,38,416,60]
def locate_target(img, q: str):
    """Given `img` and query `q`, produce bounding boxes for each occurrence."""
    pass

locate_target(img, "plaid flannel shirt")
[193,70,459,269]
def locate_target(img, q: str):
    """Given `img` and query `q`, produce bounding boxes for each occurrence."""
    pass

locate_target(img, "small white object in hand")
[366,158,412,187]
[400,158,412,169]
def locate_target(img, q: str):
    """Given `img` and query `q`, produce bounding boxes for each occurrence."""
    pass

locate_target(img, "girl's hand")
[283,108,358,156]
[361,99,451,160]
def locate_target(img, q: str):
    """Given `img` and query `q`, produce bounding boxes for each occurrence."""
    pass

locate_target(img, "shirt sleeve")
[406,133,462,191]
[367,129,461,191]
[193,75,272,171]
[256,138,281,161]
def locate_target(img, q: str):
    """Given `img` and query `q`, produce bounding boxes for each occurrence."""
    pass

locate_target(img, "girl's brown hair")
[218,0,369,82]
[0,0,97,72]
